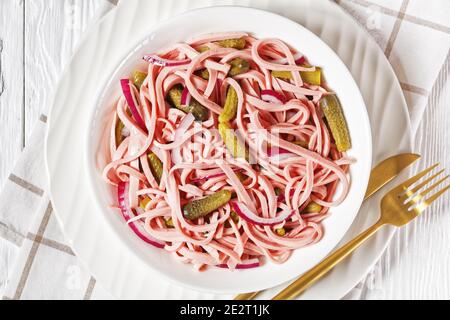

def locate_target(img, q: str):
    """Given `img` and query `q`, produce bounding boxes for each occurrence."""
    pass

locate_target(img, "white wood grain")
[0,0,24,295]
[24,0,102,143]
[0,0,24,188]
[0,0,104,297]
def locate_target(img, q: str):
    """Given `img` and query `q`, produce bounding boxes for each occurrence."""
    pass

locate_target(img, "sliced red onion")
[180,87,192,106]
[143,54,191,67]
[120,79,147,133]
[216,259,260,270]
[261,90,286,104]
[295,55,306,65]
[117,182,165,249]
[231,202,295,226]
[214,79,222,104]
[270,52,304,65]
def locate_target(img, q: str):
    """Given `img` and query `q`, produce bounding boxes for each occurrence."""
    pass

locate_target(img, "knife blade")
[364,153,420,200]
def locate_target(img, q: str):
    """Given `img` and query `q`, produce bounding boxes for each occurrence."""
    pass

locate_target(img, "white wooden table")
[0,0,449,299]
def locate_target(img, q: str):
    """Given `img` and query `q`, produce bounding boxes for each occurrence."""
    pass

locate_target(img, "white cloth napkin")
[1,0,449,300]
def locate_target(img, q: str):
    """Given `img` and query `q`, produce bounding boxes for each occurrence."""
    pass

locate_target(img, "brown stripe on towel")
[400,82,430,97]
[83,277,97,300]
[12,202,52,300]
[26,233,75,256]
[8,174,44,197]
[384,0,410,58]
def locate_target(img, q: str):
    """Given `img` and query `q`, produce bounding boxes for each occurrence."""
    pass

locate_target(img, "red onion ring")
[216,258,260,270]
[120,79,147,132]
[270,52,305,65]
[295,55,306,65]
[143,54,191,67]
[118,182,165,249]
[181,87,192,106]
[261,90,287,104]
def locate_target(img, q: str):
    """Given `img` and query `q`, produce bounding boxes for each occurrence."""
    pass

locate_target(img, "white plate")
[46,0,412,300]
[88,6,371,294]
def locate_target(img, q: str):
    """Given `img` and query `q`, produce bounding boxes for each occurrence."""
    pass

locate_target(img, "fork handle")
[272,219,385,300]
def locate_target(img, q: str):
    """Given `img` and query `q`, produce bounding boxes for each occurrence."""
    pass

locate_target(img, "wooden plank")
[0,0,24,187]
[24,0,102,143]
[0,0,24,298]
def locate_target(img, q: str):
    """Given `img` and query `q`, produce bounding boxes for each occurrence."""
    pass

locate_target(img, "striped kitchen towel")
[0,0,449,300]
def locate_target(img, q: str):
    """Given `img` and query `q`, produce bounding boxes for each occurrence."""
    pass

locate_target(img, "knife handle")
[272,219,385,300]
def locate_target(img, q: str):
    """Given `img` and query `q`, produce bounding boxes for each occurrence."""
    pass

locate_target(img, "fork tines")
[399,164,450,212]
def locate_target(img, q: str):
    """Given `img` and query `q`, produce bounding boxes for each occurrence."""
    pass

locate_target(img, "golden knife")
[234,153,420,300]
[364,153,420,199]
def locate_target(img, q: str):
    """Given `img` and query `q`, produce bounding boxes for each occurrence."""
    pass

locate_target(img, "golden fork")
[271,163,449,300]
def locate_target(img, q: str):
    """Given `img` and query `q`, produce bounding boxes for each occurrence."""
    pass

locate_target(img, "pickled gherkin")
[319,94,351,152]
[183,190,232,220]
[219,87,238,123]
[274,187,282,196]
[198,38,246,52]
[167,85,183,105]
[301,67,322,85]
[115,119,125,147]
[197,45,210,53]
[216,38,246,50]
[230,211,240,223]
[133,70,147,89]
[228,58,250,77]
[148,153,163,184]
[140,196,151,210]
[271,68,322,86]
[271,70,294,80]
[293,140,309,148]
[219,122,249,161]
[197,69,210,80]
[235,171,248,182]
[302,201,322,214]
[165,217,174,228]
[167,85,209,122]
